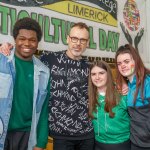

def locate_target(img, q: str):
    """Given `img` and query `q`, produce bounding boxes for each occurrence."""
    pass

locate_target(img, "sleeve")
[119,95,128,110]
[144,77,150,99]
[39,51,53,68]
[36,79,50,148]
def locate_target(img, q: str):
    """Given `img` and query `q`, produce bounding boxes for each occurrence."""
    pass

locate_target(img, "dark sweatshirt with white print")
[40,51,94,140]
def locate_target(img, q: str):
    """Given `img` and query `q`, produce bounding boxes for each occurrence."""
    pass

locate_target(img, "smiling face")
[117,53,135,82]
[66,26,89,60]
[91,66,107,93]
[15,29,38,61]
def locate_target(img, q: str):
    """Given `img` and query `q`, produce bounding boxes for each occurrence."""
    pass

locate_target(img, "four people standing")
[0,17,150,150]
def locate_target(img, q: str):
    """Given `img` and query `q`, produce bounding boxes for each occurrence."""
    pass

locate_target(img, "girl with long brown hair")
[88,60,130,150]
[115,44,150,150]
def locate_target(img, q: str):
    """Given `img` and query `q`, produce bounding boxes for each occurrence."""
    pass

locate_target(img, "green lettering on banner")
[106,31,114,51]
[10,8,17,35]
[89,27,96,49]
[99,29,106,50]
[99,29,119,52]
[17,10,29,19]
[0,4,119,53]
[106,31,120,52]
[0,5,10,34]
[38,14,44,30]
[31,12,37,20]
[51,18,61,43]
[44,16,53,43]
[113,32,119,52]
[61,20,71,45]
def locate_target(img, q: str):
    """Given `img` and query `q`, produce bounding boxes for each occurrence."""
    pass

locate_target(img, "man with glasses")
[40,22,94,150]
[0,22,94,150]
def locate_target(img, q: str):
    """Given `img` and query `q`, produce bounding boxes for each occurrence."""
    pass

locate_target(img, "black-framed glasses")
[69,35,88,44]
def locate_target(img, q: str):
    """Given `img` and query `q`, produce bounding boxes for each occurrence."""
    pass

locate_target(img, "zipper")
[105,113,108,132]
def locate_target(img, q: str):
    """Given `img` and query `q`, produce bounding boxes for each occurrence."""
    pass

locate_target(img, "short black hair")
[13,17,42,41]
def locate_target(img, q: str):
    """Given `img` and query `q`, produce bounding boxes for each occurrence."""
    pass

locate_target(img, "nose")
[121,63,126,69]
[96,74,99,79]
[24,40,30,46]
[76,39,81,45]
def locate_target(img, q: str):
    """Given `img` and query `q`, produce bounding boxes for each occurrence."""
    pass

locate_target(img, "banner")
[0,0,147,62]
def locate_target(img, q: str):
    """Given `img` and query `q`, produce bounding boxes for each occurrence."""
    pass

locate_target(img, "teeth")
[23,49,31,52]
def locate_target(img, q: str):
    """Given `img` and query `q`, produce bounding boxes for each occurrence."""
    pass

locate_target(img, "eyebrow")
[18,36,37,39]
[91,71,106,74]
[117,58,131,63]
[69,36,88,40]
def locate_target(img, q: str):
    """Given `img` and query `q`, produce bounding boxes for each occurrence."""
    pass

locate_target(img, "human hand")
[134,28,144,50]
[120,86,128,95]
[120,22,133,45]
[116,81,128,95]
[0,42,13,56]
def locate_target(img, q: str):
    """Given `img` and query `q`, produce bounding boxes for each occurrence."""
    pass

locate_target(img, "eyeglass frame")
[68,35,89,44]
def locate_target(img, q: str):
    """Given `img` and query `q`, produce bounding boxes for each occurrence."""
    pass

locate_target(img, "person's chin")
[74,51,81,56]
[122,73,130,77]
[21,53,32,58]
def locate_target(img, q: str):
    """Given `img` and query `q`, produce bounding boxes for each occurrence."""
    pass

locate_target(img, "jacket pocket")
[36,90,47,113]
[0,72,12,98]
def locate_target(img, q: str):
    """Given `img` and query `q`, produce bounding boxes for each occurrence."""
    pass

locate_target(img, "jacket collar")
[128,75,136,87]
[7,47,45,72]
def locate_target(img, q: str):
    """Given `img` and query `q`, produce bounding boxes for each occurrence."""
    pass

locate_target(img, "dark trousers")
[131,142,150,150]
[53,138,94,150]
[4,131,30,150]
[94,140,131,150]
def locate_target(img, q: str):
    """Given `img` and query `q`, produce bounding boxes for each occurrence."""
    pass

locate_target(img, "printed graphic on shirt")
[41,51,93,136]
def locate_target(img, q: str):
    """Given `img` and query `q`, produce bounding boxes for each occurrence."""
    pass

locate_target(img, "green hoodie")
[92,94,130,144]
